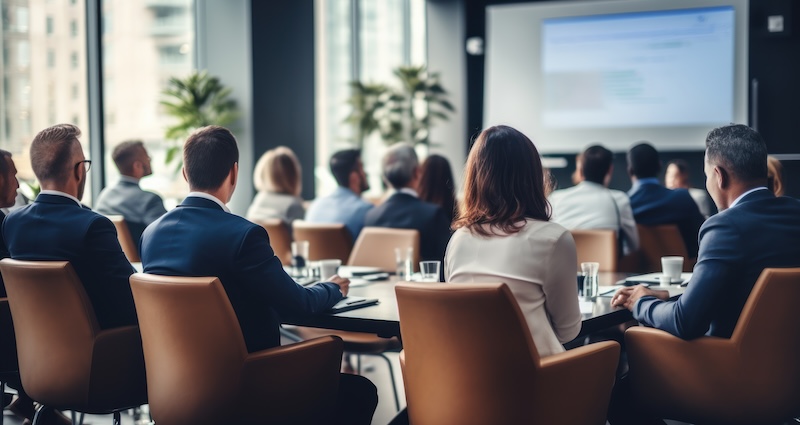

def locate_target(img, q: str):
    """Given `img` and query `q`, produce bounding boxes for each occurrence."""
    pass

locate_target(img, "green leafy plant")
[344,65,455,147]
[160,70,238,168]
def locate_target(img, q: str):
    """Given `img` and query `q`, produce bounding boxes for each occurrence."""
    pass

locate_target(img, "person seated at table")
[767,155,785,196]
[305,148,373,240]
[95,140,168,244]
[626,142,705,257]
[445,125,581,357]
[4,124,135,425]
[664,158,715,218]
[417,154,458,225]
[246,146,305,224]
[549,144,639,256]
[609,125,800,423]
[365,143,451,263]
[140,125,377,425]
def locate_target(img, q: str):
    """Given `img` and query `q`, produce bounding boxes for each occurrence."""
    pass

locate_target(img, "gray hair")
[706,124,767,183]
[382,143,418,189]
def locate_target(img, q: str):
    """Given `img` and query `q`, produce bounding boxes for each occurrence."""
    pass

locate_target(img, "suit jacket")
[634,189,800,339]
[140,196,343,352]
[3,193,136,329]
[0,212,7,298]
[364,192,451,263]
[628,180,705,257]
[94,179,167,243]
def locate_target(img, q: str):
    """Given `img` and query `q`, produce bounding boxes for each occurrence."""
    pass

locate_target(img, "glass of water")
[419,261,441,282]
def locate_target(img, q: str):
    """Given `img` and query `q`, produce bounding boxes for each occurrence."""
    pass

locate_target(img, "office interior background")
[0,0,798,217]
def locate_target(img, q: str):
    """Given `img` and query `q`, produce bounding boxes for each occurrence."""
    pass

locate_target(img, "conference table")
[282,272,640,342]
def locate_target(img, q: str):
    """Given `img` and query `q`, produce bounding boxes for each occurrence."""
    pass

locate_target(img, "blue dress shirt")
[305,187,374,240]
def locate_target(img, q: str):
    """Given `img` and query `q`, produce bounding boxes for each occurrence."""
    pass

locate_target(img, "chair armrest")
[535,341,620,425]
[88,326,148,410]
[238,335,344,424]
[625,327,737,417]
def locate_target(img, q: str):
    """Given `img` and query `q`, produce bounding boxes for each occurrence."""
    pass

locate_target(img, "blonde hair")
[253,146,302,196]
[767,156,784,197]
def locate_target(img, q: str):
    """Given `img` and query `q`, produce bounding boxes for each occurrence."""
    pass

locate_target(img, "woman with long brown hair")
[418,154,457,225]
[445,125,581,357]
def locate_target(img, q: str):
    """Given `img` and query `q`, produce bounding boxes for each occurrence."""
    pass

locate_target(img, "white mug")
[319,259,342,280]
[661,256,684,280]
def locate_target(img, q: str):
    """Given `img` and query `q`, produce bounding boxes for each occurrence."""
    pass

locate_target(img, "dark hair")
[330,149,361,187]
[627,142,660,179]
[0,150,11,178]
[30,124,81,183]
[112,140,145,175]
[581,145,613,184]
[453,125,550,236]
[183,126,239,190]
[418,154,457,224]
[667,159,690,176]
[705,124,767,183]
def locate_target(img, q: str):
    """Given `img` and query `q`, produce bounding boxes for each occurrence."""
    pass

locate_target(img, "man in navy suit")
[0,149,19,297]
[626,143,705,257]
[3,124,133,425]
[140,125,377,425]
[365,143,451,262]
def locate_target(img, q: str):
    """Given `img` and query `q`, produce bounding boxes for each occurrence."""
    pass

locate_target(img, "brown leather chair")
[292,221,353,263]
[636,224,694,272]
[625,268,800,424]
[0,297,17,425]
[0,259,146,425]
[254,218,293,266]
[396,282,620,425]
[106,215,141,263]
[347,227,420,272]
[570,229,618,272]
[129,273,344,425]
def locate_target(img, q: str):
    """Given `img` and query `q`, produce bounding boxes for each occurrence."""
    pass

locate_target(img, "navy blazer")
[140,196,343,353]
[0,212,8,297]
[634,189,800,339]
[3,194,136,329]
[364,192,451,263]
[629,181,705,257]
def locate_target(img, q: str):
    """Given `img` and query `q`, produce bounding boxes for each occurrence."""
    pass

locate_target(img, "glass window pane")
[101,0,195,208]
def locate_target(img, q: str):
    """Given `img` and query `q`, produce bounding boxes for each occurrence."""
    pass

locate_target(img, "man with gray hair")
[364,143,451,262]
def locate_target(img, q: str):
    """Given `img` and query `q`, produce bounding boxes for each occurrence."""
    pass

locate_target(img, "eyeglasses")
[75,159,92,173]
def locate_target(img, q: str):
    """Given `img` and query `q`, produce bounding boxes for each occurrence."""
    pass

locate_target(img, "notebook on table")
[329,296,379,313]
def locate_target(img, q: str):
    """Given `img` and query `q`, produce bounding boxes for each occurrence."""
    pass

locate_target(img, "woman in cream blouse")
[445,125,581,357]
[246,146,305,224]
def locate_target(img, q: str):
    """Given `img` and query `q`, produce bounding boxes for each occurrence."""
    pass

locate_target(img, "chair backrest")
[396,282,544,424]
[348,227,420,272]
[571,229,618,272]
[292,221,353,263]
[0,259,99,406]
[129,273,248,424]
[106,215,141,263]
[636,224,689,272]
[255,219,293,266]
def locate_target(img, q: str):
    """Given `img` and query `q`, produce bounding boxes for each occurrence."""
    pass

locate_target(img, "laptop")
[329,296,379,313]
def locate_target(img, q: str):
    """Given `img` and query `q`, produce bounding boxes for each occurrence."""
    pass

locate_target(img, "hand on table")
[610,285,669,311]
[327,274,350,296]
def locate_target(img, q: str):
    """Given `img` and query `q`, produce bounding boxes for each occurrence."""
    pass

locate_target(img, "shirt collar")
[729,187,769,209]
[630,177,660,194]
[118,175,140,185]
[186,192,231,213]
[397,187,419,198]
[39,190,83,207]
[334,186,358,197]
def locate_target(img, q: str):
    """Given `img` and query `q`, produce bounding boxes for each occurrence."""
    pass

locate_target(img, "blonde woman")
[246,146,305,223]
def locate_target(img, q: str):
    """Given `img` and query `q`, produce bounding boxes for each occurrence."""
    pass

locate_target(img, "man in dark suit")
[626,143,705,257]
[140,125,377,425]
[365,143,451,262]
[3,124,134,425]
[0,149,19,297]
[614,125,800,337]
[95,140,167,244]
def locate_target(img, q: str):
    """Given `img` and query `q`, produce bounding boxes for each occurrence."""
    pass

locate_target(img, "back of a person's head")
[627,142,660,179]
[418,154,456,212]
[706,124,767,184]
[330,149,361,187]
[183,125,239,191]
[112,140,144,175]
[253,146,302,196]
[382,143,418,189]
[30,123,81,184]
[581,145,613,184]
[454,125,550,236]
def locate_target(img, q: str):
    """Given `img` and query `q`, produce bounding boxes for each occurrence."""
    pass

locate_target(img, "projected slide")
[541,7,735,128]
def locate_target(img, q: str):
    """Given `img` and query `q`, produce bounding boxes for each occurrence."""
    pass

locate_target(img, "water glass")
[580,262,599,298]
[319,259,342,280]
[291,240,309,276]
[419,261,441,282]
[395,247,414,280]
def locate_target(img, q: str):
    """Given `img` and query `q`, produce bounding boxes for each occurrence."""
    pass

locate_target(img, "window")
[47,49,55,68]
[14,7,29,33]
[70,20,78,38]
[70,51,78,69]
[17,40,30,68]
[72,84,79,100]
[46,16,54,35]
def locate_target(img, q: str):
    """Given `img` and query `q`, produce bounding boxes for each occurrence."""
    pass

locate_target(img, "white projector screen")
[484,0,749,153]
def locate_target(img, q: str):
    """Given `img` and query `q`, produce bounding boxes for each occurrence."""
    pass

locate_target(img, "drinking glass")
[395,247,413,280]
[419,261,441,282]
[580,262,599,298]
[291,240,309,276]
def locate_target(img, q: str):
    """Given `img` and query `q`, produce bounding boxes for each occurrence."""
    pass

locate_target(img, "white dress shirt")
[445,219,582,357]
[548,181,639,255]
